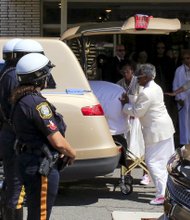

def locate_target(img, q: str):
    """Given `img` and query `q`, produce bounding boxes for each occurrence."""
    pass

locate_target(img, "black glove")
[57,156,70,171]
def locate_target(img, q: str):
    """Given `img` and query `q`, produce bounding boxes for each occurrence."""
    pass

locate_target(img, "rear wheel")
[119,181,133,195]
[124,174,133,185]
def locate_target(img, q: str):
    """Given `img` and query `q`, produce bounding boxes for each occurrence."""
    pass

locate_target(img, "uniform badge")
[47,120,57,131]
[36,102,53,119]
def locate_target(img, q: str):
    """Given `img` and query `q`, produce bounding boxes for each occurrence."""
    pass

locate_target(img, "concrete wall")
[0,0,41,36]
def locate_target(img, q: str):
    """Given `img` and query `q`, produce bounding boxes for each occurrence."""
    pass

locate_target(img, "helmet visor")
[17,63,53,85]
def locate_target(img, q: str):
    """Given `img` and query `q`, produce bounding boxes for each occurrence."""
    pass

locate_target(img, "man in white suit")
[120,63,175,205]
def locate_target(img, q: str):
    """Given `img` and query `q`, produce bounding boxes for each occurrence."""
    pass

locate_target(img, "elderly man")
[120,63,175,205]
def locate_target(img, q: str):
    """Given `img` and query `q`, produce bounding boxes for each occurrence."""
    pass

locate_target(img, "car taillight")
[81,104,104,116]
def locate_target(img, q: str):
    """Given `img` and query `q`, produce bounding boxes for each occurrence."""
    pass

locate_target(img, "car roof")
[122,16,181,34]
[61,16,181,41]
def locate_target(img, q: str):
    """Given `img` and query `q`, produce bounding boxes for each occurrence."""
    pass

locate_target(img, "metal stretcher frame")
[122,149,149,175]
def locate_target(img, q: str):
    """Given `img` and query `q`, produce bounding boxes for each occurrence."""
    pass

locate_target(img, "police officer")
[11,53,76,220]
[0,39,45,220]
[0,39,22,129]
[0,38,24,220]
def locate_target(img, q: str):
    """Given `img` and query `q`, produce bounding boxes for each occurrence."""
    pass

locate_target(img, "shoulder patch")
[36,102,53,119]
[47,120,57,131]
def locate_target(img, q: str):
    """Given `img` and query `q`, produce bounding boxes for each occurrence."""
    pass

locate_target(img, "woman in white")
[117,62,149,185]
[120,63,175,205]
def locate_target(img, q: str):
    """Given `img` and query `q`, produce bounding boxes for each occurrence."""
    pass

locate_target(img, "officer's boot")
[15,207,23,220]
[3,207,15,220]
[3,207,23,220]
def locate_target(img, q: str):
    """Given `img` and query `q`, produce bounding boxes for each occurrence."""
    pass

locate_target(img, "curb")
[112,211,164,220]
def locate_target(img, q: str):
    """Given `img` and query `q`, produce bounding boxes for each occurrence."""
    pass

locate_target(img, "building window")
[42,0,61,36]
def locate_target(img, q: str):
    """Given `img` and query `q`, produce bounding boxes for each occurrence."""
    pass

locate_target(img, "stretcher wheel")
[124,174,133,185]
[119,182,133,195]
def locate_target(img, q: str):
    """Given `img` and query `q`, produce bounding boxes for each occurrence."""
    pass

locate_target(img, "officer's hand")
[68,157,75,165]
[60,154,75,165]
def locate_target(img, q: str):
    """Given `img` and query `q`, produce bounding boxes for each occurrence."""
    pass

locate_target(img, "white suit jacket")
[123,80,175,145]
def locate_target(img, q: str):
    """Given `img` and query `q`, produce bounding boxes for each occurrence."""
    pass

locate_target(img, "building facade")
[0,0,41,36]
[0,0,190,37]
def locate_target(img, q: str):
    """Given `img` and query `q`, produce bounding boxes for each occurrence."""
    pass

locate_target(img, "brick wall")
[0,0,41,37]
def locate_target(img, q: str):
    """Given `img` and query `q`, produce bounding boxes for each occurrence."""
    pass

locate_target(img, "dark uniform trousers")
[0,124,24,212]
[18,152,60,220]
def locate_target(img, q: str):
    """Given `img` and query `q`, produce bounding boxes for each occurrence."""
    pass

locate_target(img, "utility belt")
[14,141,42,156]
[39,145,70,176]
[19,145,42,156]
[14,140,70,176]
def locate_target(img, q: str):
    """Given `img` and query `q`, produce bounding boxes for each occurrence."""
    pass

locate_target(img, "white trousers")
[145,137,175,197]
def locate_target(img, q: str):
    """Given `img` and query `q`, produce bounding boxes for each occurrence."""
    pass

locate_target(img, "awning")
[60,21,123,41]
[60,16,181,41]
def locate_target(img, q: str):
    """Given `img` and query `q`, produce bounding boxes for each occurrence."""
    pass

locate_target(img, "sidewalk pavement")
[22,167,164,220]
[112,211,164,220]
[111,167,166,220]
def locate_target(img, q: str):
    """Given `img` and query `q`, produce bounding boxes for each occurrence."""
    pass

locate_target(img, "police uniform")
[0,67,24,218]
[0,59,5,76]
[12,92,66,220]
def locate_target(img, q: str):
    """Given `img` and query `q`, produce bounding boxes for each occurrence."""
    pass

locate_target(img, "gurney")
[114,117,149,195]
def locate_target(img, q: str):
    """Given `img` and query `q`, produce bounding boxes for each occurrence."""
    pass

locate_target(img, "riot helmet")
[2,38,22,61]
[16,53,53,87]
[13,39,44,59]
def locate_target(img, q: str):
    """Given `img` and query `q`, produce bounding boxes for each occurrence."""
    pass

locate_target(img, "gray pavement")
[23,168,163,220]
